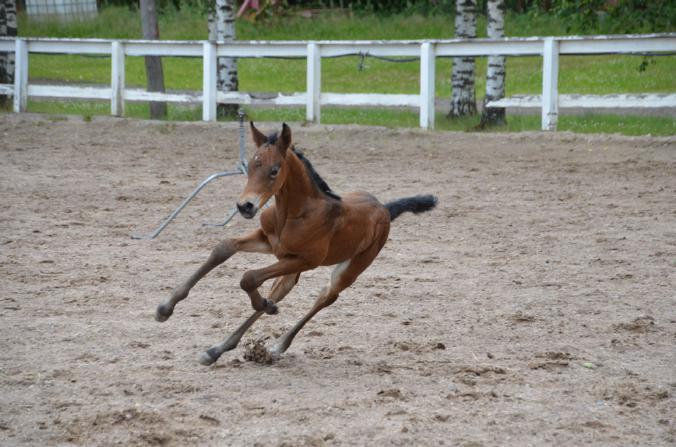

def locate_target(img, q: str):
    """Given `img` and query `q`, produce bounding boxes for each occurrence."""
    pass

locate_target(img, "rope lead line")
[357,51,421,71]
[358,52,366,71]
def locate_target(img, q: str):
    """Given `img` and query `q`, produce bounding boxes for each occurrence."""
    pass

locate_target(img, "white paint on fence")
[202,42,217,122]
[541,38,560,132]
[419,42,436,129]
[306,42,321,124]
[111,41,125,117]
[322,93,420,107]
[487,93,676,108]
[29,39,111,54]
[1,34,674,130]
[13,40,28,113]
[218,91,306,105]
[125,89,202,103]
[28,84,111,99]
[0,40,15,52]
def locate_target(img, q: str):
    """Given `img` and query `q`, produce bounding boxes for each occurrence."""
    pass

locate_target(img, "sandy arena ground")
[1,113,675,446]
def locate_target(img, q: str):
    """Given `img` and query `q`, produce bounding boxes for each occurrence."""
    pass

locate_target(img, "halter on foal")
[155,123,437,365]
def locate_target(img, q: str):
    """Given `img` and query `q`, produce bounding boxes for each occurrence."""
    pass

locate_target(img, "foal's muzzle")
[237,201,257,219]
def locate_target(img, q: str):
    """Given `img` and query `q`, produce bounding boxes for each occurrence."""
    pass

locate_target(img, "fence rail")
[1,34,675,130]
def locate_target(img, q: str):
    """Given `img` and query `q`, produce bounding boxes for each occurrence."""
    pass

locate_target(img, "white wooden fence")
[1,34,675,130]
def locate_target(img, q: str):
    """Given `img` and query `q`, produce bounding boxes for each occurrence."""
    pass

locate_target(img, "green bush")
[536,0,675,33]
[94,0,676,28]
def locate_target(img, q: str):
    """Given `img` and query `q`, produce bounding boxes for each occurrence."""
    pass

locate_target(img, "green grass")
[247,107,676,136]
[26,99,673,136]
[16,6,676,135]
[26,98,203,121]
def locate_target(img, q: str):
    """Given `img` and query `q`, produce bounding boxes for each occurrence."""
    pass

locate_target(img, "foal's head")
[237,122,292,219]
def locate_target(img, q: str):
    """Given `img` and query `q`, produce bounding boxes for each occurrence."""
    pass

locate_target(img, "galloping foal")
[155,123,437,365]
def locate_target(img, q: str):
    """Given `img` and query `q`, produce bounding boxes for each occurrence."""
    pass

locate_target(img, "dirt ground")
[1,113,674,446]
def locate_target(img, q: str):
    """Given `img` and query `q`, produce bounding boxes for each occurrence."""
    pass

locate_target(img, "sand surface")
[1,114,674,446]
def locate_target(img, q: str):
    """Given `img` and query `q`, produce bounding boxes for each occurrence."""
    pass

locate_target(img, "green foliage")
[549,0,605,33]
[548,0,676,34]
[86,0,676,27]
[607,0,676,34]
[348,0,455,16]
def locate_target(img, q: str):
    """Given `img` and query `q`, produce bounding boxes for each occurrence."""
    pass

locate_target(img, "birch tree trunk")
[481,0,507,126]
[140,0,167,119]
[210,0,238,118]
[449,0,477,118]
[0,0,17,109]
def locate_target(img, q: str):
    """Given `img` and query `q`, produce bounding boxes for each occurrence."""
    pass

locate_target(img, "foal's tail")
[385,194,438,222]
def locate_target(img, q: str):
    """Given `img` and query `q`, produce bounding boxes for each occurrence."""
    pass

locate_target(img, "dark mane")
[292,146,341,201]
[265,132,340,200]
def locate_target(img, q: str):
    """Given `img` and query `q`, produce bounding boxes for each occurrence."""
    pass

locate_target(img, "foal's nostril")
[237,201,255,218]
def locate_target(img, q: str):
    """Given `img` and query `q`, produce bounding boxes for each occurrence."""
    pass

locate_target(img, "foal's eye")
[269,166,280,178]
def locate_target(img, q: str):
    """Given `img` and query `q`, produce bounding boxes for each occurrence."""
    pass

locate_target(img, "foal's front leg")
[198,273,300,366]
[155,229,271,322]
[239,257,315,315]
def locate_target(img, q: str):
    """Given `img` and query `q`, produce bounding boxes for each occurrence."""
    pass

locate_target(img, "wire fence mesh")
[25,0,97,21]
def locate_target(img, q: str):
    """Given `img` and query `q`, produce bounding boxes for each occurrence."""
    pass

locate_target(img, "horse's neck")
[274,153,320,220]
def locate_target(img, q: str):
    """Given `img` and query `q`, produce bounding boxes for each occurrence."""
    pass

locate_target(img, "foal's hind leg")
[155,229,271,322]
[199,273,299,366]
[268,241,385,357]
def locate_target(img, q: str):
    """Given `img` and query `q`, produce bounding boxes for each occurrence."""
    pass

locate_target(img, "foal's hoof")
[262,299,278,315]
[155,304,173,322]
[198,348,220,366]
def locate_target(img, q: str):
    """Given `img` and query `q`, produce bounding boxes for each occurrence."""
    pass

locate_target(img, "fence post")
[111,41,125,117]
[419,42,435,129]
[202,41,217,122]
[542,38,559,131]
[13,39,28,113]
[306,42,321,124]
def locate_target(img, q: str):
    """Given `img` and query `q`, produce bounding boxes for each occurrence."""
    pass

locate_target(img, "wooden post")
[542,38,559,131]
[111,41,125,117]
[202,42,217,121]
[140,0,166,119]
[13,38,27,113]
[419,42,435,129]
[306,42,321,124]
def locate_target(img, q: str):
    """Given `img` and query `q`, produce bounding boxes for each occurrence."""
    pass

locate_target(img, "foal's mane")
[266,132,341,201]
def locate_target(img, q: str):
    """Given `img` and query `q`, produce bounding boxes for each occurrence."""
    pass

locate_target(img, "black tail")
[385,194,438,222]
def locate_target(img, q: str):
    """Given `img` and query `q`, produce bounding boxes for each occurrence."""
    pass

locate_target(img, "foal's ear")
[250,121,267,148]
[278,123,292,156]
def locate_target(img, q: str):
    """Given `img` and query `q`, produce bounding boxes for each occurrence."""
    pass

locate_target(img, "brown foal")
[155,122,437,365]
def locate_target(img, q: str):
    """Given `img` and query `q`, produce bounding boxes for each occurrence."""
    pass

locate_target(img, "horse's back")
[321,191,390,266]
[341,192,388,221]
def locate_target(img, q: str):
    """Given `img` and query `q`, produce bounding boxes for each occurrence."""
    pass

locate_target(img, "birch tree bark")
[449,0,477,118]
[0,0,17,109]
[210,0,239,118]
[481,0,507,126]
[140,0,167,119]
